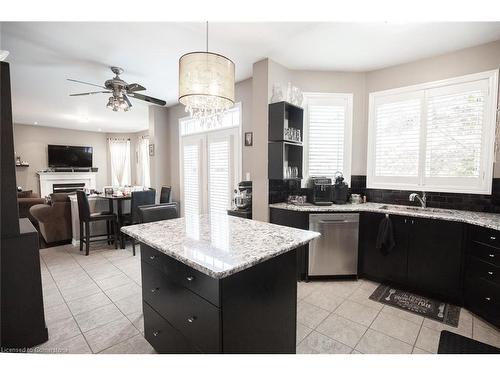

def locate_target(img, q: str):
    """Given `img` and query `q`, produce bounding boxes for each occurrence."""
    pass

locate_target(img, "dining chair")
[159,186,172,204]
[122,188,156,255]
[138,202,179,223]
[76,190,118,256]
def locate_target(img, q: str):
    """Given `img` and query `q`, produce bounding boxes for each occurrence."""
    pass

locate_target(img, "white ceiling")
[2,22,500,133]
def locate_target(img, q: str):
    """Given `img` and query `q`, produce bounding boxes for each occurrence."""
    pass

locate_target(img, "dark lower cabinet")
[407,217,464,304]
[359,213,464,304]
[270,208,309,280]
[359,213,408,285]
[140,243,298,353]
[464,225,500,327]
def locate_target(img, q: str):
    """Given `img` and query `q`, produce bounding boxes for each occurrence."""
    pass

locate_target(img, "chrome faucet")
[409,192,427,208]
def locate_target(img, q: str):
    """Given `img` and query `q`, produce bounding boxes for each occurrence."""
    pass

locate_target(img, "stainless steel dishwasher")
[308,213,359,277]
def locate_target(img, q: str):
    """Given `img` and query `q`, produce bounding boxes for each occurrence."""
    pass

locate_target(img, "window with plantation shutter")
[179,103,241,218]
[304,93,353,183]
[368,70,498,194]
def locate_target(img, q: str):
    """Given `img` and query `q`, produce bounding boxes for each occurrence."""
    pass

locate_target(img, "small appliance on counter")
[307,177,333,206]
[332,171,349,204]
[228,181,252,219]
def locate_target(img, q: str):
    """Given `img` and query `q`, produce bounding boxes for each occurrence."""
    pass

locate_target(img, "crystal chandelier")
[106,95,130,112]
[178,22,235,125]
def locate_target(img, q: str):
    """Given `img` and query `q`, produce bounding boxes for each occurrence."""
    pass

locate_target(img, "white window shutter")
[308,104,346,178]
[208,138,230,215]
[182,143,201,217]
[425,88,486,179]
[374,97,421,178]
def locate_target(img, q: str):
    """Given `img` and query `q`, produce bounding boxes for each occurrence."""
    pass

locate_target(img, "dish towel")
[376,216,396,255]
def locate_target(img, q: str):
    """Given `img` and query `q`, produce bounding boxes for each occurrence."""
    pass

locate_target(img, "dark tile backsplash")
[352,175,500,213]
[269,175,500,213]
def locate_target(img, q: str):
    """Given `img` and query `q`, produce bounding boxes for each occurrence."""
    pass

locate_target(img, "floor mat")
[369,284,460,327]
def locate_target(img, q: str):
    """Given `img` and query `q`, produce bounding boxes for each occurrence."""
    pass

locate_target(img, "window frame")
[302,92,354,185]
[367,70,499,194]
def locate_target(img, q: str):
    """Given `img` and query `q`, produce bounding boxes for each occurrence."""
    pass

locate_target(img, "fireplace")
[37,171,97,197]
[52,183,86,194]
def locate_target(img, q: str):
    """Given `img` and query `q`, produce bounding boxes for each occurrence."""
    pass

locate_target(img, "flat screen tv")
[48,145,93,168]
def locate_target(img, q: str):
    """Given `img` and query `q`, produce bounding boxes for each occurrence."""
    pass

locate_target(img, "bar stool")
[76,190,118,256]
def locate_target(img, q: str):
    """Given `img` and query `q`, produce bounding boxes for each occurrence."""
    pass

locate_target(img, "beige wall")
[13,124,109,194]
[365,39,500,177]
[149,106,171,202]
[237,78,253,177]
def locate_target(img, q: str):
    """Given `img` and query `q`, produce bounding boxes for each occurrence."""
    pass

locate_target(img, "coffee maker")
[307,177,333,206]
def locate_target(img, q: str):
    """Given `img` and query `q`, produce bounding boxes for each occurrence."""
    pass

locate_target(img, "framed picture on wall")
[244,132,253,147]
[149,143,155,156]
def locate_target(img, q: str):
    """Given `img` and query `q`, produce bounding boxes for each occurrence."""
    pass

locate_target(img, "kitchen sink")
[377,205,454,215]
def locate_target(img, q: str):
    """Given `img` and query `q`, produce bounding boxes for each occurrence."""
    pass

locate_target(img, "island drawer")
[466,256,500,286]
[470,226,500,250]
[467,241,500,267]
[141,244,220,306]
[464,277,500,327]
[142,261,221,353]
[143,302,200,354]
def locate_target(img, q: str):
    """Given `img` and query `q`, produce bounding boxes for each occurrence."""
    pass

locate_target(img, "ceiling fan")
[68,66,166,111]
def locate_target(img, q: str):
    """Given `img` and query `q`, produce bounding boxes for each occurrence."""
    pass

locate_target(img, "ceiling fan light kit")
[68,66,166,112]
[178,22,235,123]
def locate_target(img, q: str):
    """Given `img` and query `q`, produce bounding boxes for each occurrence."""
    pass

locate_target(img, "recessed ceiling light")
[98,128,102,132]
[34,121,38,125]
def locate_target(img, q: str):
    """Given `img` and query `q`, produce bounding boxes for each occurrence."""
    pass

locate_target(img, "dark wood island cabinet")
[122,215,319,354]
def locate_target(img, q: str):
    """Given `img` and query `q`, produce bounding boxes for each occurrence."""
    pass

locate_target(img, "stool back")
[76,190,91,222]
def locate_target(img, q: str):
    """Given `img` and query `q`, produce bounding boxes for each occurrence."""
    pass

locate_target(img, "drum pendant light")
[178,22,235,123]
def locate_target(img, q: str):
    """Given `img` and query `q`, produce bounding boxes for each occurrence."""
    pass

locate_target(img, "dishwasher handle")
[317,219,353,224]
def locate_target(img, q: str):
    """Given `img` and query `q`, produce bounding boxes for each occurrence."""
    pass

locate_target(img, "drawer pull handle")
[485,297,491,301]
[152,330,160,337]
[187,316,196,323]
[186,276,195,282]
[490,236,496,240]
[488,271,494,275]
[149,255,156,260]
[151,287,159,293]
[489,254,495,258]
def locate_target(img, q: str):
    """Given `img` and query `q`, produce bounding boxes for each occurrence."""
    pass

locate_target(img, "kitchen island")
[121,214,320,354]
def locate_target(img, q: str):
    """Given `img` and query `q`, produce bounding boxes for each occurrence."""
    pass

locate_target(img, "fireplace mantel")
[37,171,97,197]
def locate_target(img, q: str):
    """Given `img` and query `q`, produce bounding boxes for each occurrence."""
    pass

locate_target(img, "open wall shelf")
[268,101,305,180]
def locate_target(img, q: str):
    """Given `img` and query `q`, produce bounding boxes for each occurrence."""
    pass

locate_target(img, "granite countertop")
[269,202,500,231]
[121,214,320,279]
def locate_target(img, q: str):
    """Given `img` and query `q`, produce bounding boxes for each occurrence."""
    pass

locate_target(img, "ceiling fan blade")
[69,91,111,96]
[126,83,146,92]
[67,78,106,89]
[123,94,133,108]
[130,93,166,106]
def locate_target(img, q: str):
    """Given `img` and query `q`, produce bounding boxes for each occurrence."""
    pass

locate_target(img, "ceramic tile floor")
[296,279,500,354]
[35,243,500,354]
